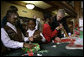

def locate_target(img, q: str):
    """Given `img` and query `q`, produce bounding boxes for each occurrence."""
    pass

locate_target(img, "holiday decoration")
[22,43,40,56]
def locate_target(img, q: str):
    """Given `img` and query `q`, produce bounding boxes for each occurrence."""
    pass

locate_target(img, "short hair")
[28,18,36,25]
[57,9,65,15]
[9,6,18,11]
[6,10,18,18]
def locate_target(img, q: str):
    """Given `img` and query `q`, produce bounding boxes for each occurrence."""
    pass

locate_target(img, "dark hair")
[1,6,18,28]
[6,10,18,18]
[43,12,52,21]
[28,18,36,25]
[9,6,18,11]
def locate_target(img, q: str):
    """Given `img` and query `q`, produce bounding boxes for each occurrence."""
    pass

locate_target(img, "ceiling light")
[26,3,35,9]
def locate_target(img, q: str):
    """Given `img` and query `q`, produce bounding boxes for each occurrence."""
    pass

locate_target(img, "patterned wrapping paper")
[22,43,40,53]
[73,24,83,39]
[79,31,83,39]
[54,38,76,43]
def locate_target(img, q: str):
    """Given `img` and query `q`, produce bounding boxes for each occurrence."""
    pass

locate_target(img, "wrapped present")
[54,38,76,43]
[61,39,75,43]
[79,31,83,39]
[73,24,83,39]
[22,43,40,53]
[73,24,80,35]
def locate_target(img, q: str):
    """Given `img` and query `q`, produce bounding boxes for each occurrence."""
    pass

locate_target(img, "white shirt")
[35,20,38,30]
[27,29,36,37]
[1,22,28,49]
[27,29,45,42]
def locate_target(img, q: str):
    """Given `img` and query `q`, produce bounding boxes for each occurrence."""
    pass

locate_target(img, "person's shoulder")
[1,28,4,30]
[43,24,51,30]
[1,27,5,32]
[43,24,50,27]
[36,20,40,24]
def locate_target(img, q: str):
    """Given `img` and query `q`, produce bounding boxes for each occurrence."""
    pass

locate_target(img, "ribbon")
[27,49,33,56]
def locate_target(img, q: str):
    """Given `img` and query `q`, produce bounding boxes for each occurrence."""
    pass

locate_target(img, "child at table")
[25,19,45,44]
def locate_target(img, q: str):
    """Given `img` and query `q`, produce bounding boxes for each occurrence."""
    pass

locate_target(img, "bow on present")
[22,43,40,56]
[27,49,33,56]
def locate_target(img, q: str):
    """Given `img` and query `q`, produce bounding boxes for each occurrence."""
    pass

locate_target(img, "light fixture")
[26,3,35,9]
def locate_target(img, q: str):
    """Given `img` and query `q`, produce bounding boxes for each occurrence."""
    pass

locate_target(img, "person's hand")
[55,37,61,42]
[23,43,34,49]
[29,36,34,41]
[68,36,72,39]
[56,26,60,30]
[59,23,63,29]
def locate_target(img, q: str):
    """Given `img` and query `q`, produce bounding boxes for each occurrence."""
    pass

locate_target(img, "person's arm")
[22,33,29,42]
[40,33,46,42]
[43,24,58,42]
[62,19,71,36]
[1,28,24,48]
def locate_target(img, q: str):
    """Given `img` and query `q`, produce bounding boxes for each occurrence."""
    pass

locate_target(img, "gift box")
[22,43,40,53]
[54,38,76,43]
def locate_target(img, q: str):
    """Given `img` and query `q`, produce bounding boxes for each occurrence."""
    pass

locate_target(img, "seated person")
[42,13,61,43]
[25,19,45,44]
[1,10,33,55]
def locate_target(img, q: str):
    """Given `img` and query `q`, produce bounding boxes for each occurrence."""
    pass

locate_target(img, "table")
[4,43,83,56]
[39,43,83,56]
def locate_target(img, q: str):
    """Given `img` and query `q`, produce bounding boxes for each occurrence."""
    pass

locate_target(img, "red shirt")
[43,24,58,43]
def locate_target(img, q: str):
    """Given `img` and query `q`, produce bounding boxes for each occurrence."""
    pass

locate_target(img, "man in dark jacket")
[1,6,25,35]
[1,10,34,55]
[1,6,18,28]
[51,9,71,38]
